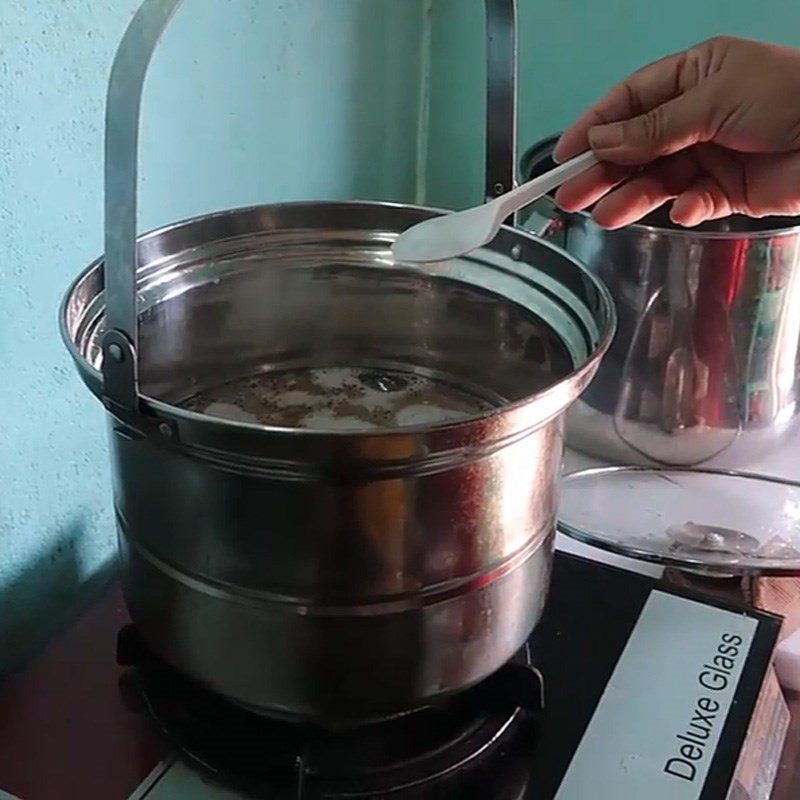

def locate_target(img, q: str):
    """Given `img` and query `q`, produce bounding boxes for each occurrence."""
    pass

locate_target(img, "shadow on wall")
[342,0,426,203]
[0,517,116,675]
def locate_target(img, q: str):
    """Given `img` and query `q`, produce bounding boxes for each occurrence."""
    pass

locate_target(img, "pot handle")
[517,133,566,242]
[101,0,519,419]
[525,203,567,242]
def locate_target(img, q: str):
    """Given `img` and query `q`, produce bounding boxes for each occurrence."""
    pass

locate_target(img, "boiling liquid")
[181,366,498,431]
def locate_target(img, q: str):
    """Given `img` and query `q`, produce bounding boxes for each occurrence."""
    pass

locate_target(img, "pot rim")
[59,199,616,444]
[551,196,800,241]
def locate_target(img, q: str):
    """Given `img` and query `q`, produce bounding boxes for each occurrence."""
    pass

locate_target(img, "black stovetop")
[118,553,781,799]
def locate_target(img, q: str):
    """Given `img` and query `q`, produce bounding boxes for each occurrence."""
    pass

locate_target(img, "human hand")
[553,36,800,229]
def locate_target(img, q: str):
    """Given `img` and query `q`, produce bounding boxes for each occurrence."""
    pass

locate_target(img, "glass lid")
[557,466,800,575]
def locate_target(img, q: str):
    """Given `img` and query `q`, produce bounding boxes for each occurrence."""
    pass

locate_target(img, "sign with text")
[555,591,758,800]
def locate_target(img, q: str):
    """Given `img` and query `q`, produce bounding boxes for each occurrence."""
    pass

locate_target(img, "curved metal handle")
[101,0,518,413]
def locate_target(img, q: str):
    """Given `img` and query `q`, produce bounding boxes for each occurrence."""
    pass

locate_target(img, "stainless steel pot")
[522,135,800,468]
[59,2,614,725]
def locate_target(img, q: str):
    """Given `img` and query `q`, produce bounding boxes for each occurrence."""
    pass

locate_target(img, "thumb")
[587,84,716,166]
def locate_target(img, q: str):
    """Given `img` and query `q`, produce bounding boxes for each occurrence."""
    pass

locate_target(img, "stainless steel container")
[59,2,614,725]
[523,136,800,468]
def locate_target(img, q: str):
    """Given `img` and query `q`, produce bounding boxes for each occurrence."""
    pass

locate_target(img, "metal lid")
[557,466,800,575]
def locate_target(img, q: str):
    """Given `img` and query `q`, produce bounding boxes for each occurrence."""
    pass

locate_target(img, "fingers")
[668,145,740,224]
[587,82,718,166]
[670,178,733,226]
[554,141,800,229]
[554,162,634,212]
[553,49,692,163]
[589,153,699,228]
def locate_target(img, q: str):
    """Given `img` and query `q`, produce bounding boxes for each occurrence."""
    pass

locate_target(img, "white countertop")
[558,442,800,690]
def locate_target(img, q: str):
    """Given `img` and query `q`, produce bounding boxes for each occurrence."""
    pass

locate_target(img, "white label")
[555,591,758,800]
[128,761,247,799]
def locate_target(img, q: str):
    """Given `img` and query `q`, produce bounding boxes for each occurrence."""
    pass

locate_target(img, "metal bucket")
[59,1,614,724]
[523,135,800,468]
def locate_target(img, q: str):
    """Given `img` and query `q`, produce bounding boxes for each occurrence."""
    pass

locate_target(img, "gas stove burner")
[117,626,542,798]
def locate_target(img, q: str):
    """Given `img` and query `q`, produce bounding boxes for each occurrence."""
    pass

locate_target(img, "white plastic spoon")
[392,150,598,264]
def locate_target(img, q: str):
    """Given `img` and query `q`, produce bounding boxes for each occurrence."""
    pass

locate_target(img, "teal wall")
[422,0,800,210]
[4,0,800,668]
[0,0,424,668]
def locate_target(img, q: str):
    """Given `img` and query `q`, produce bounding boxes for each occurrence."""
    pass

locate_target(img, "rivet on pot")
[108,343,124,363]
[158,422,173,439]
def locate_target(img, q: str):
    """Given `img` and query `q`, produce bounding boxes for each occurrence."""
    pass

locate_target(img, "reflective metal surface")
[59,2,614,724]
[62,201,613,722]
[523,136,800,468]
[102,0,518,391]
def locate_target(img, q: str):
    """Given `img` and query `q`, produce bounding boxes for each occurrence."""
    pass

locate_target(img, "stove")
[117,624,543,798]
[0,554,791,800]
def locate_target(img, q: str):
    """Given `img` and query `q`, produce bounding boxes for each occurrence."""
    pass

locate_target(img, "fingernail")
[671,209,704,228]
[589,123,624,150]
